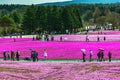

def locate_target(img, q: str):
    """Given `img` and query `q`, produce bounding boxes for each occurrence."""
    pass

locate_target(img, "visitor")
[104,36,106,41]
[42,34,45,41]
[46,34,49,41]
[97,36,100,42]
[82,52,86,62]
[44,49,47,59]
[86,35,89,42]
[97,51,100,62]
[89,50,93,62]
[60,36,62,41]
[108,51,112,62]
[3,50,7,60]
[7,51,10,60]
[31,50,36,62]
[36,51,39,61]
[101,50,104,61]
[11,51,15,61]
[51,35,54,41]
[16,50,20,61]
[36,36,38,40]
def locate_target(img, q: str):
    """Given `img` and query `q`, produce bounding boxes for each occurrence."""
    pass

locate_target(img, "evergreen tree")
[22,5,36,34]
[0,15,15,35]
[93,7,101,23]
[35,6,47,34]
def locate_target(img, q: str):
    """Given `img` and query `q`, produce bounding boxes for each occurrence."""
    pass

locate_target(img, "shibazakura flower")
[0,36,120,60]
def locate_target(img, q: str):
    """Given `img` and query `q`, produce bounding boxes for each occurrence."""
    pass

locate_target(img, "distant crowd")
[2,48,112,62]
[3,50,20,61]
[82,49,112,62]
[3,49,48,62]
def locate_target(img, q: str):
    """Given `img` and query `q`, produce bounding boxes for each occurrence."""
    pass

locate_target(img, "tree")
[61,7,73,33]
[22,5,36,34]
[35,6,47,33]
[106,12,120,30]
[10,12,21,24]
[83,11,93,22]
[0,15,15,35]
[93,7,101,23]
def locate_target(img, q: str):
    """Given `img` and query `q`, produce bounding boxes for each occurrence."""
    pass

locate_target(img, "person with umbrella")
[81,49,86,62]
[97,49,101,62]
[99,48,104,61]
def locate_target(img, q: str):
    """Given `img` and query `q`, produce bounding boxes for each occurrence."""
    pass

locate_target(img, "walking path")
[1,58,120,62]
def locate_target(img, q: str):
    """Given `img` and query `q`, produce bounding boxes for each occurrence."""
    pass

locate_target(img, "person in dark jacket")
[16,50,20,61]
[108,51,112,62]
[11,51,15,61]
[31,51,36,62]
[60,36,62,41]
[3,50,7,60]
[97,51,100,62]
[36,51,38,61]
[97,36,100,42]
[82,52,86,62]
[101,50,104,61]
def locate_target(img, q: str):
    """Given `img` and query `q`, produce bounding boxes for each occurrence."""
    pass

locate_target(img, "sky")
[0,0,72,5]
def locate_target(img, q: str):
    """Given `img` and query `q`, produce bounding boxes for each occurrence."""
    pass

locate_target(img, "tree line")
[0,3,120,35]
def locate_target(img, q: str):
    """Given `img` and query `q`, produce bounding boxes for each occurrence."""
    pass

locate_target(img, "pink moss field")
[0,61,120,80]
[0,37,120,60]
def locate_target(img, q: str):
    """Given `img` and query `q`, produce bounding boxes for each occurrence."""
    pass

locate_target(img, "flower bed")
[0,61,120,80]
[0,38,120,60]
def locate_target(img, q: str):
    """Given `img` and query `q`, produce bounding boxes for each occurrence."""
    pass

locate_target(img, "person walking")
[31,51,36,62]
[16,50,20,61]
[7,51,10,60]
[104,36,106,41]
[11,51,15,61]
[60,36,62,41]
[97,51,100,62]
[44,49,47,59]
[108,51,112,62]
[42,34,45,41]
[3,50,7,60]
[97,36,100,42]
[86,35,89,42]
[89,50,93,62]
[101,50,104,61]
[82,52,86,62]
